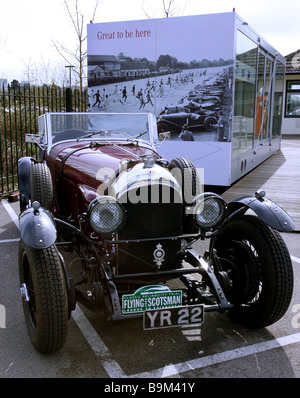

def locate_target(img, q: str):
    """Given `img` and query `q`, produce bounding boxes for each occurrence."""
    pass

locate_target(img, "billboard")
[87,13,236,185]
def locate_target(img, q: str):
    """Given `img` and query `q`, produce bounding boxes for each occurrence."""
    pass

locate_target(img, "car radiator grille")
[117,184,183,274]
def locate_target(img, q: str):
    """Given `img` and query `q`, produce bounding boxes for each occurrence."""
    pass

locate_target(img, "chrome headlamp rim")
[192,192,227,230]
[86,196,126,235]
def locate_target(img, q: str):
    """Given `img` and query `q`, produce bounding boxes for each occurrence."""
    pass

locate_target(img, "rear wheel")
[19,240,69,353]
[211,215,294,327]
[204,116,217,131]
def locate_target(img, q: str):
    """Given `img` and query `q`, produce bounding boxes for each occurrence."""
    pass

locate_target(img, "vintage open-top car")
[17,112,294,353]
[157,105,218,137]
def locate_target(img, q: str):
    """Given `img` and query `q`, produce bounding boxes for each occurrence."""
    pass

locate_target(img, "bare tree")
[22,58,39,85]
[20,56,69,87]
[162,0,175,17]
[52,0,100,91]
[142,0,188,18]
[37,58,69,87]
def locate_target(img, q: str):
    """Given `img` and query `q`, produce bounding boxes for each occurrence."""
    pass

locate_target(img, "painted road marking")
[0,238,20,243]
[131,332,300,378]
[291,255,300,264]
[1,199,19,229]
[72,304,126,378]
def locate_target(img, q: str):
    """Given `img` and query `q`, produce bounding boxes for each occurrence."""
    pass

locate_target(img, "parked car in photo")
[157,105,218,137]
[18,111,294,353]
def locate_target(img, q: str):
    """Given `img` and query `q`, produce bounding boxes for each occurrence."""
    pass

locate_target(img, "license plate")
[143,304,204,330]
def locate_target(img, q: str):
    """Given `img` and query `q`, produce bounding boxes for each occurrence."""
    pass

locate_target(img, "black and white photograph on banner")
[87,13,234,144]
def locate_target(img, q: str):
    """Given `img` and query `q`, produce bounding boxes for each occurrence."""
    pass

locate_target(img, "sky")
[0,0,299,84]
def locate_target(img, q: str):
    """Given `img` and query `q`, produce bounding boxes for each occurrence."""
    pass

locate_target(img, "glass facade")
[233,30,285,159]
[272,61,285,137]
[233,31,257,158]
[255,52,273,146]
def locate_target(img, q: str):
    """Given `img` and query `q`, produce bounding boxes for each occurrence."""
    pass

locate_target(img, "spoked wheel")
[211,215,294,328]
[19,240,69,353]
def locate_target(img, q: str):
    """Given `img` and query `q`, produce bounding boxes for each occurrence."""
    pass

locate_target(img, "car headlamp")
[192,193,227,230]
[87,196,126,235]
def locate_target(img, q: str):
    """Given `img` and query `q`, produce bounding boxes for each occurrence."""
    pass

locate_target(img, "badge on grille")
[153,243,165,267]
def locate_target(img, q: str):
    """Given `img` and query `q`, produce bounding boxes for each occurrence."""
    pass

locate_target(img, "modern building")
[282,49,300,135]
[230,14,286,184]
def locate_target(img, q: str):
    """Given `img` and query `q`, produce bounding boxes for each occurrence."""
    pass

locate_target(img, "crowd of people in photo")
[88,69,207,112]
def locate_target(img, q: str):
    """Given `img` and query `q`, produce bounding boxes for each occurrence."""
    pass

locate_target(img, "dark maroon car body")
[48,140,154,220]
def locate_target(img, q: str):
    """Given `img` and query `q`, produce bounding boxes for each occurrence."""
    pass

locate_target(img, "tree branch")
[53,0,101,90]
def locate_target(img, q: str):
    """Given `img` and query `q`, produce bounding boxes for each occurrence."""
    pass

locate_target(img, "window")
[272,61,284,138]
[285,81,300,117]
[233,30,257,157]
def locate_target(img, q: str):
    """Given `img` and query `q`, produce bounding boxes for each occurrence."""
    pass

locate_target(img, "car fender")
[227,195,295,232]
[204,114,217,122]
[19,203,57,249]
[18,157,35,208]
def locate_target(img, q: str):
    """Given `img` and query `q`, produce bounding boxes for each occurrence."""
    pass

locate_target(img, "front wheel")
[211,215,294,327]
[204,117,217,131]
[19,240,69,353]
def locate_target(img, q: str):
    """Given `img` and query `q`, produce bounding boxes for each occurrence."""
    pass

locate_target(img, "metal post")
[65,65,75,112]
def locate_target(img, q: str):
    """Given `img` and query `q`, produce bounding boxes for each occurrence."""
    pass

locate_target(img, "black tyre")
[30,163,53,211]
[168,158,202,235]
[204,117,217,131]
[211,215,294,328]
[168,157,202,207]
[19,240,69,353]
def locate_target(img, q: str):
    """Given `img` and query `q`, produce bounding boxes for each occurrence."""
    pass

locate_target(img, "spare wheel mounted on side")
[30,162,54,211]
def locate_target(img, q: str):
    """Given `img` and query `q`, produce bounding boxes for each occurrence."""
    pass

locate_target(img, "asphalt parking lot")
[1,197,300,381]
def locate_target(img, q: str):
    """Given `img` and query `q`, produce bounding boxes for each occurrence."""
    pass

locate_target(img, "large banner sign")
[87,13,235,185]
